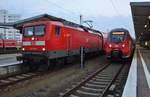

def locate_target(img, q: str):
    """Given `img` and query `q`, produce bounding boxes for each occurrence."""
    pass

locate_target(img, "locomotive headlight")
[22,48,25,51]
[109,44,112,48]
[31,37,34,40]
[122,44,125,48]
[42,48,46,51]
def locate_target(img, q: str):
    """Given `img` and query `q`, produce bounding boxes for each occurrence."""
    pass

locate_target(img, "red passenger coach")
[14,14,103,70]
[0,39,19,53]
[0,39,3,48]
[4,40,18,48]
[105,28,135,59]
[0,39,3,52]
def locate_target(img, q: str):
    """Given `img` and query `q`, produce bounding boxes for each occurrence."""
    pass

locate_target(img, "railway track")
[60,62,126,97]
[0,58,101,91]
[109,63,130,97]
[0,71,41,89]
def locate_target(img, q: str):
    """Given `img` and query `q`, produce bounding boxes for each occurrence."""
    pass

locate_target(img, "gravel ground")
[0,55,107,97]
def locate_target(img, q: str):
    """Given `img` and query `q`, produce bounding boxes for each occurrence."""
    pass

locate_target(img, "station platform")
[0,53,22,67]
[122,46,150,97]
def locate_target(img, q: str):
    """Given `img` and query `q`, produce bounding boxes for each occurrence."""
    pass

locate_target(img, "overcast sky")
[0,0,149,38]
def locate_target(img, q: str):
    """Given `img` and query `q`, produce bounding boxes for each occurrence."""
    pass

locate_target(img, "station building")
[0,9,22,40]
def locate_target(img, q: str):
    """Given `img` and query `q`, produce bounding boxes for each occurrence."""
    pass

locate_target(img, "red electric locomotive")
[105,28,135,59]
[14,14,103,70]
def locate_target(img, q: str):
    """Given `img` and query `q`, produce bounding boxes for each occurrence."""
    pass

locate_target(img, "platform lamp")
[148,16,150,27]
[144,24,147,28]
[148,15,150,38]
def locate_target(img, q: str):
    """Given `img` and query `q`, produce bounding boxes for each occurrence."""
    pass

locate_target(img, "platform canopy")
[130,2,150,41]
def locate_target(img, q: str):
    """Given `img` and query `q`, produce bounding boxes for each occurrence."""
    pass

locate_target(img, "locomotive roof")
[13,14,100,33]
[110,28,129,33]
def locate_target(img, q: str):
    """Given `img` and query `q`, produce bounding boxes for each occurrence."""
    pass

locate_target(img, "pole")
[80,14,83,25]
[80,47,85,69]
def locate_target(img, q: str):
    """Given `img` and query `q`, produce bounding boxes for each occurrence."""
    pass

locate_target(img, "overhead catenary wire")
[116,0,131,29]
[111,0,132,35]
[45,0,80,23]
[108,0,128,28]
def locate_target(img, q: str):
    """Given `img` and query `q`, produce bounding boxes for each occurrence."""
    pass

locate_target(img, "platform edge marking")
[0,61,22,67]
[122,50,137,97]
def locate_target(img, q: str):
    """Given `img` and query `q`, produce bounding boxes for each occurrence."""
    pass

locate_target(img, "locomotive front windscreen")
[110,32,126,43]
[24,27,34,36]
[24,25,45,36]
[34,26,45,36]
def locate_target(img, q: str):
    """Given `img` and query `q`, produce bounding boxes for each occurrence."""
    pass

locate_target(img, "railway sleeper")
[0,80,10,83]
[78,87,103,94]
[89,80,109,85]
[81,86,103,92]
[94,77,112,82]
[21,74,32,77]
[70,94,79,97]
[8,77,19,81]
[85,83,106,88]
[76,89,100,97]
[79,87,103,93]
[15,75,26,79]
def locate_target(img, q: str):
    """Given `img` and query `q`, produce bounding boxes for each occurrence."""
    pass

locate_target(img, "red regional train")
[14,14,103,70]
[105,28,135,59]
[0,38,20,54]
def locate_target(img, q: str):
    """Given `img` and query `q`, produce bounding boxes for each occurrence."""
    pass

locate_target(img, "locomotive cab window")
[35,25,45,36]
[55,26,61,36]
[24,27,34,37]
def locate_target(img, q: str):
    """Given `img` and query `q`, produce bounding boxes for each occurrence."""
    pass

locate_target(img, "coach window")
[55,26,61,36]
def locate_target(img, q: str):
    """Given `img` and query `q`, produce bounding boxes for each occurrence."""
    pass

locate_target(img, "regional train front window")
[111,32,126,43]
[24,27,33,36]
[35,25,45,36]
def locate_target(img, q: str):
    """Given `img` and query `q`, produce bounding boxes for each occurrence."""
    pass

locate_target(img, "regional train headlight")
[109,44,112,48]
[122,44,125,48]
[42,48,46,51]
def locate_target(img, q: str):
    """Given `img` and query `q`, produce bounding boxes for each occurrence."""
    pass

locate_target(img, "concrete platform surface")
[137,49,150,97]
[0,53,22,67]
[0,53,21,59]
[122,47,150,97]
